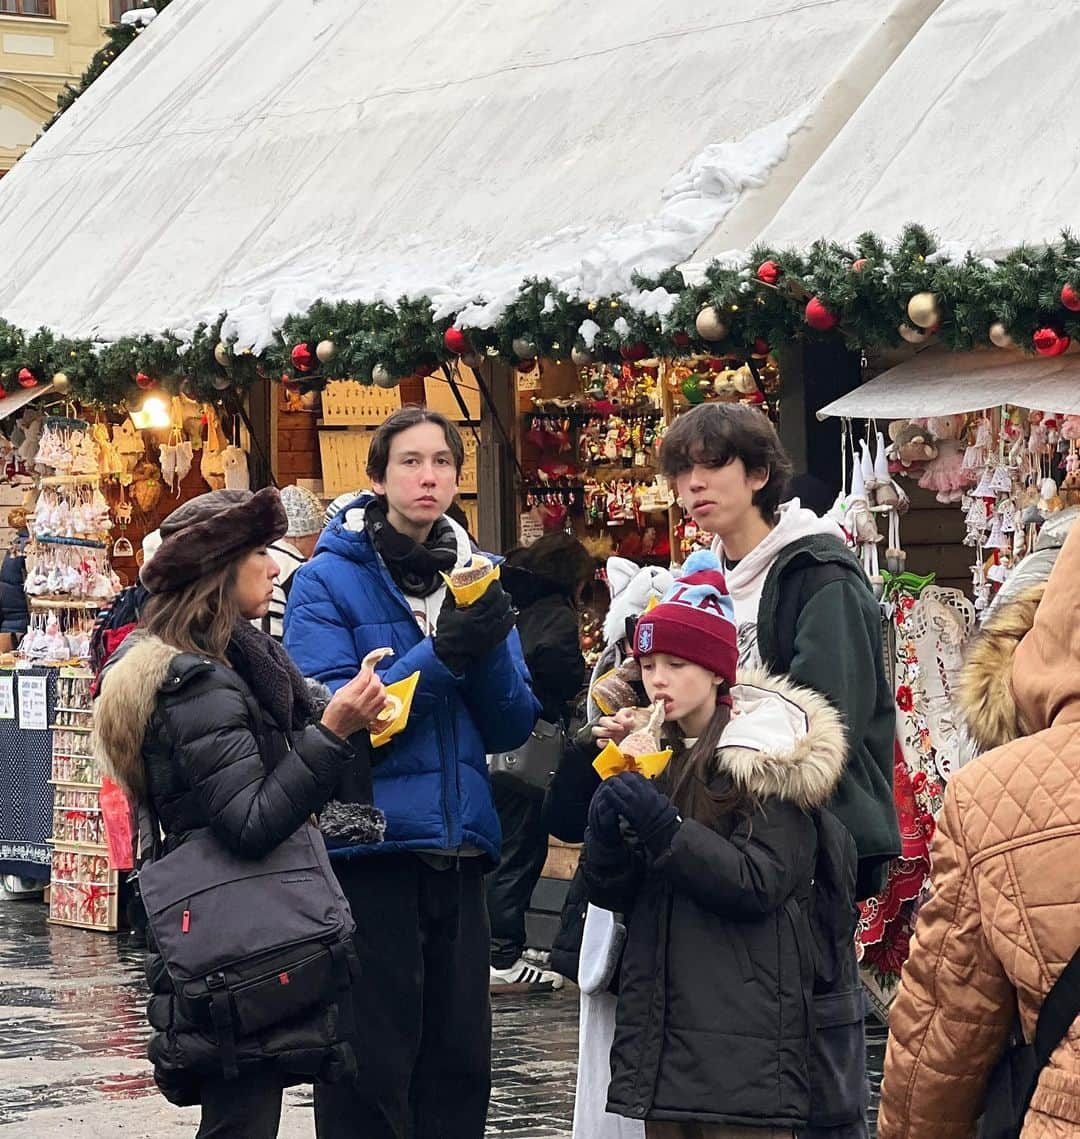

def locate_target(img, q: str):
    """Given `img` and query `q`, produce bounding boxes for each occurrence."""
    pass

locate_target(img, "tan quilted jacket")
[879,524,1080,1139]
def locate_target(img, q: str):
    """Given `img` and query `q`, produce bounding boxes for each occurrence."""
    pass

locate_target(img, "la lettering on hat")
[633,550,738,685]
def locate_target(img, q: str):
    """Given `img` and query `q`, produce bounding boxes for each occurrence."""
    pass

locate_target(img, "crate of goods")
[51,784,107,848]
[321,380,402,426]
[318,430,373,498]
[49,847,118,932]
[459,430,479,493]
[51,728,98,784]
[425,367,481,421]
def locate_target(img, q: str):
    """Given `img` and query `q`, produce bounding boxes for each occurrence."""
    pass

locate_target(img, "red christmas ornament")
[0,385,6,400]
[619,342,648,362]
[443,327,471,355]
[1033,327,1071,357]
[804,297,838,331]
[756,260,780,285]
[16,368,36,389]
[672,331,692,348]
[751,337,770,357]
[135,372,154,390]
[851,258,869,273]
[291,343,315,373]
[1061,283,1080,312]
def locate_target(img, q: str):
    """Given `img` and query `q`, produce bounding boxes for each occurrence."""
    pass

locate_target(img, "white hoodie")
[710,498,843,669]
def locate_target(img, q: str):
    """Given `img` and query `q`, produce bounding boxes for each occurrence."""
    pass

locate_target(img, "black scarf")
[227,620,315,733]
[365,497,459,598]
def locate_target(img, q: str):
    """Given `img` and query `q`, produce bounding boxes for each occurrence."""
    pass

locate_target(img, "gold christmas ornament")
[315,339,336,364]
[213,342,230,368]
[694,306,728,342]
[51,372,70,393]
[898,322,931,344]
[906,292,941,329]
[988,321,1014,349]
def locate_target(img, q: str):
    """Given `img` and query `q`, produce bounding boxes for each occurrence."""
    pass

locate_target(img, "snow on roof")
[0,0,891,349]
[744,0,1080,256]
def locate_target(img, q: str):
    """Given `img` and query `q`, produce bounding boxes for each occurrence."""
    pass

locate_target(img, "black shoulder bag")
[137,805,359,1081]
[979,948,1080,1139]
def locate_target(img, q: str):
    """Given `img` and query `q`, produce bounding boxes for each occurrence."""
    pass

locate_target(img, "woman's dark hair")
[664,691,757,826]
[659,403,793,521]
[366,405,465,481]
[504,533,594,600]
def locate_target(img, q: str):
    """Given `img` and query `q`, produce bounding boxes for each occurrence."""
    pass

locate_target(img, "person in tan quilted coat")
[878,521,1080,1139]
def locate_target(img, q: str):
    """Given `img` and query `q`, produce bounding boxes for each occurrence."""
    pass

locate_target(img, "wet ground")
[0,896,884,1136]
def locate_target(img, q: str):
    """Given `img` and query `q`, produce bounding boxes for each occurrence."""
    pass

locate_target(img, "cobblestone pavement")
[0,896,884,1136]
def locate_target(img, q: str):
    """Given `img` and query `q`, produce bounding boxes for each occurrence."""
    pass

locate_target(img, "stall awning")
[0,381,56,422]
[816,349,1080,420]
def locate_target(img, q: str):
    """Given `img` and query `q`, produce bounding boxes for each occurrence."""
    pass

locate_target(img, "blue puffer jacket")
[283,495,539,863]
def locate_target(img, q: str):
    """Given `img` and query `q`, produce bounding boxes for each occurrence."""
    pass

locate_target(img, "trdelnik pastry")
[593,700,673,781]
[441,554,500,607]
[360,647,420,748]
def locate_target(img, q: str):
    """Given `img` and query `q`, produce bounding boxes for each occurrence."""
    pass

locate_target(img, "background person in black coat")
[487,532,594,989]
[93,489,388,1139]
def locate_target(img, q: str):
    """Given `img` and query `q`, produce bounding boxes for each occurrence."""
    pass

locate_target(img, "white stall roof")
[818,349,1080,420]
[745,0,1080,256]
[0,0,893,350]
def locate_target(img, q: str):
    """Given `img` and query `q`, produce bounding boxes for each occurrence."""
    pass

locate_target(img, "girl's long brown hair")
[140,559,243,661]
[665,687,757,827]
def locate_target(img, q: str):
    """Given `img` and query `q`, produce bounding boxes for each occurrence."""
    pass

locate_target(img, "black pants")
[313,853,492,1139]
[486,781,548,969]
[197,1071,283,1138]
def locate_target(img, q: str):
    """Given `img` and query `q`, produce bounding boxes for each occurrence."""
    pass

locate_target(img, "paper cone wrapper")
[593,741,673,781]
[370,671,420,749]
[440,562,500,608]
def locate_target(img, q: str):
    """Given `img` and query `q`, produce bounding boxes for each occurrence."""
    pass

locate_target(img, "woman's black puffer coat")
[582,670,848,1130]
[93,633,368,1106]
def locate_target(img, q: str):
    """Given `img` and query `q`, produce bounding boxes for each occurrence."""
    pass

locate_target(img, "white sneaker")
[490,957,564,991]
[522,946,552,968]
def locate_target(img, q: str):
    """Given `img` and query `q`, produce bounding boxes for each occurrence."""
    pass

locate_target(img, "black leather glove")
[606,771,681,858]
[433,578,515,675]
[586,780,623,847]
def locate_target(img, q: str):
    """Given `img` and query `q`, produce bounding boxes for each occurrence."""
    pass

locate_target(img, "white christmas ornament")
[214,342,230,367]
[316,340,336,363]
[695,306,728,342]
[988,322,1014,349]
[372,363,396,388]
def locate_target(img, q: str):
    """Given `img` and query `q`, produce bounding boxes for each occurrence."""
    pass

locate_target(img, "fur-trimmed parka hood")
[92,632,181,800]
[713,667,847,810]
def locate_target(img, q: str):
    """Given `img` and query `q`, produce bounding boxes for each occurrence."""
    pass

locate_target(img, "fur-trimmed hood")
[713,667,847,810]
[92,632,180,800]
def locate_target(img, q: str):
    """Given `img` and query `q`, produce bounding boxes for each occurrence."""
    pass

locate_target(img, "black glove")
[606,771,681,858]
[433,578,515,675]
[586,780,622,847]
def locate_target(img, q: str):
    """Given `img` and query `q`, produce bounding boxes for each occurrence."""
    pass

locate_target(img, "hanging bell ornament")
[988,321,1014,349]
[571,345,593,367]
[214,341,230,368]
[372,363,397,388]
[694,306,728,342]
[315,339,337,364]
[51,372,70,393]
[511,336,538,360]
[906,292,941,329]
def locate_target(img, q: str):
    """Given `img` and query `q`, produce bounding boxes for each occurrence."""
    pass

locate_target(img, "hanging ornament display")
[315,339,337,364]
[851,258,869,273]
[214,342,230,368]
[512,336,538,360]
[16,368,36,389]
[907,292,942,330]
[290,343,315,373]
[571,346,593,367]
[988,321,1014,349]
[1033,327,1071,357]
[372,363,397,388]
[899,323,931,345]
[695,306,728,342]
[804,298,838,331]
[443,327,470,356]
[51,372,70,394]
[620,342,648,362]
[135,372,154,390]
[756,260,780,285]
[1061,284,1080,312]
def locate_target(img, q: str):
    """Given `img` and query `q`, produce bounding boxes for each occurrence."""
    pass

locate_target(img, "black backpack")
[805,807,870,1130]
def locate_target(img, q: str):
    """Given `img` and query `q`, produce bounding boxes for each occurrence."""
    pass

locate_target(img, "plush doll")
[1060,415,1080,442]
[888,419,938,473]
[918,414,971,503]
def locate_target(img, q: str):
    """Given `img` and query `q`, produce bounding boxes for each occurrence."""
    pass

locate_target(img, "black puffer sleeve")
[157,658,349,858]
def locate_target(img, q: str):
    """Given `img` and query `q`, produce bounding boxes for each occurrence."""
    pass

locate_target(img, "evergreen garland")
[3,224,1080,410]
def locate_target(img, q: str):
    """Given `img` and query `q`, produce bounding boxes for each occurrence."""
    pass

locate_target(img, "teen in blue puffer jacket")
[284,407,539,1139]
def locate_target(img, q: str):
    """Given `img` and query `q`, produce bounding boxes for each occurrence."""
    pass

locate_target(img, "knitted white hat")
[279,484,324,537]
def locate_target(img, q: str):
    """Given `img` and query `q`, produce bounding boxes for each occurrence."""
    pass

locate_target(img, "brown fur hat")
[140,487,287,595]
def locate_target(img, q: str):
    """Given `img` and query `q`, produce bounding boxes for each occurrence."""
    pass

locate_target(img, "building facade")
[0,1,137,174]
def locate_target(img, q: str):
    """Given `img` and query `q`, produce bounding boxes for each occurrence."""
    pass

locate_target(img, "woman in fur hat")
[93,488,388,1138]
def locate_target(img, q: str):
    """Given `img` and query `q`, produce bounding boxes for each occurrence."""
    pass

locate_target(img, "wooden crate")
[425,365,481,421]
[48,845,118,932]
[321,380,402,426]
[319,430,374,497]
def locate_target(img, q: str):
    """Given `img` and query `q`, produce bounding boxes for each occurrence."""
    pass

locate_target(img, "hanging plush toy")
[918,414,971,503]
[887,419,938,474]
